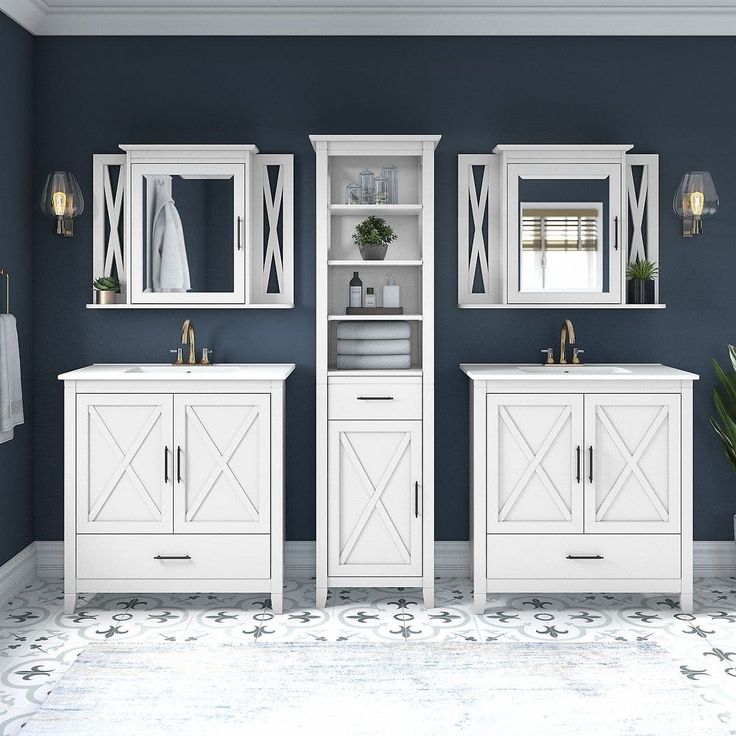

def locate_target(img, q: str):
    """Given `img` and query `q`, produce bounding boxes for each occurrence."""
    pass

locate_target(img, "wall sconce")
[40,171,84,237]
[673,171,718,237]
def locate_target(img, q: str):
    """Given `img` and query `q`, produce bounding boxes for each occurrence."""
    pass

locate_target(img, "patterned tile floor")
[2,577,736,735]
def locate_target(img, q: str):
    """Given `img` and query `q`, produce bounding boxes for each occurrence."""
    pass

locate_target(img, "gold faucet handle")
[201,348,212,366]
[541,348,554,365]
[573,348,585,365]
[170,348,184,365]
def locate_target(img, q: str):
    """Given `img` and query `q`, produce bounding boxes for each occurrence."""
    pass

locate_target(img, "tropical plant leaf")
[711,346,736,475]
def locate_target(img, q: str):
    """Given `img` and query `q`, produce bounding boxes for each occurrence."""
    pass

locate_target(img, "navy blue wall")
[31,37,736,543]
[0,13,34,566]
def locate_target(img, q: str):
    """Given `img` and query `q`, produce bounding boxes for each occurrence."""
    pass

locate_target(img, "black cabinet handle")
[177,446,182,484]
[588,446,594,483]
[566,554,604,560]
[164,446,169,484]
[415,481,419,518]
[576,446,581,483]
[614,216,619,251]
[154,555,191,561]
[357,396,394,401]
[236,216,242,250]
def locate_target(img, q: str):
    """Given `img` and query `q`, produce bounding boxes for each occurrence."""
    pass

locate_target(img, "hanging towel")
[151,177,191,293]
[0,314,23,444]
[336,321,411,341]
[337,338,411,356]
[336,354,412,370]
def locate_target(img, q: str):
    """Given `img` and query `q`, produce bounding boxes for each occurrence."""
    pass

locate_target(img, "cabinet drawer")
[487,534,680,580]
[77,534,270,580]
[328,379,422,420]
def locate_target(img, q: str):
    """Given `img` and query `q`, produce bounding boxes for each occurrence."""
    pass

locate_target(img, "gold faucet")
[558,319,580,365]
[181,319,197,365]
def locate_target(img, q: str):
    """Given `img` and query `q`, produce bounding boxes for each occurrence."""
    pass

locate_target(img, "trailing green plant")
[626,258,659,282]
[93,275,120,292]
[352,216,397,247]
[711,345,736,474]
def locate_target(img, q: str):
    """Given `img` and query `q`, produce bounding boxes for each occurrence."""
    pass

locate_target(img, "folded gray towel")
[337,339,411,356]
[0,314,23,444]
[336,354,411,370]
[336,321,411,340]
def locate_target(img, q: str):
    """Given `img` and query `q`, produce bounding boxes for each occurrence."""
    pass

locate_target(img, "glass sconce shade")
[673,171,718,236]
[41,171,84,236]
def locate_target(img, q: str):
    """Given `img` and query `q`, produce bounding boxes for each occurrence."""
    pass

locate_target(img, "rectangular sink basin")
[125,365,239,375]
[517,365,633,375]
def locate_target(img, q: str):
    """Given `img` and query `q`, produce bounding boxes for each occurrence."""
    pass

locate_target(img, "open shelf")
[328,367,423,377]
[457,303,667,310]
[328,259,422,267]
[328,314,423,321]
[329,204,422,216]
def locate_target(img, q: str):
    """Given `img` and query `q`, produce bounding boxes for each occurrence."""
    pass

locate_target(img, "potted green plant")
[711,345,736,543]
[92,275,120,305]
[626,258,659,304]
[353,215,397,261]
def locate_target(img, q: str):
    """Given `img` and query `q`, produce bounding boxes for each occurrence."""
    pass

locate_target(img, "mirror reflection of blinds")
[522,208,599,251]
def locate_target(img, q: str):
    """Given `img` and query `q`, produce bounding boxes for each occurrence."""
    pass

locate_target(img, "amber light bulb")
[52,190,67,217]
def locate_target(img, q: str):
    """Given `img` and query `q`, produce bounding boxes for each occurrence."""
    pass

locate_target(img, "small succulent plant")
[93,275,120,292]
[626,259,659,282]
[353,216,397,247]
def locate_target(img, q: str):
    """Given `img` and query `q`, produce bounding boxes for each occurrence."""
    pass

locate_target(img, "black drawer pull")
[415,481,419,518]
[164,446,169,484]
[177,446,182,484]
[154,554,191,560]
[575,446,581,484]
[566,554,604,560]
[357,396,395,401]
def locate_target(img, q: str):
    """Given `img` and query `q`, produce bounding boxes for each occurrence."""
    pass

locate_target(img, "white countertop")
[58,363,296,381]
[460,363,699,381]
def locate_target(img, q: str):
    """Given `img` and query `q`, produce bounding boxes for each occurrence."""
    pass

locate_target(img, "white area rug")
[24,641,721,735]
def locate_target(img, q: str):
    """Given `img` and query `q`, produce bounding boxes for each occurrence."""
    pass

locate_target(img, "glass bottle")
[360,169,375,204]
[364,287,376,307]
[349,271,363,308]
[382,164,398,204]
[374,176,388,205]
[345,183,361,205]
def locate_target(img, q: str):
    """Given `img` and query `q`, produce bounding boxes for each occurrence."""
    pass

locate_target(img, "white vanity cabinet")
[462,364,698,613]
[59,364,294,614]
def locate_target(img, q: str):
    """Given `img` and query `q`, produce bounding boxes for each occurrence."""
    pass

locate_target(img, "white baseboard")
[14,540,736,590]
[36,541,63,578]
[0,543,38,605]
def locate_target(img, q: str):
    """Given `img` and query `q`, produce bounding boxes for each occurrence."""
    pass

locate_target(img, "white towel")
[336,354,411,370]
[337,339,411,356]
[0,314,23,444]
[336,321,411,340]
[151,177,191,293]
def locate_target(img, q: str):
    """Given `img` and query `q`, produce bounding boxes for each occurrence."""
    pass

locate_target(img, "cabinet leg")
[474,593,486,616]
[423,587,434,609]
[680,593,694,615]
[271,593,283,615]
[63,593,77,615]
[316,587,328,609]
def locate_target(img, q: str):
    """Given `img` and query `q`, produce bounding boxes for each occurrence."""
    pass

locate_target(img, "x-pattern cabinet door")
[76,394,174,533]
[328,420,422,577]
[173,394,270,534]
[487,394,584,533]
[584,393,681,534]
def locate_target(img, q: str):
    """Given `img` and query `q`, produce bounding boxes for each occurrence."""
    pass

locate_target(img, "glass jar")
[360,169,375,204]
[345,183,361,205]
[374,176,388,205]
[382,164,398,204]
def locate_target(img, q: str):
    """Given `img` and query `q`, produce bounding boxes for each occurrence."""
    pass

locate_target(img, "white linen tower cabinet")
[311,135,439,608]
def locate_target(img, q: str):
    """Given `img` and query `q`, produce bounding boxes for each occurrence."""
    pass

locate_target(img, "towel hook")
[0,268,8,315]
